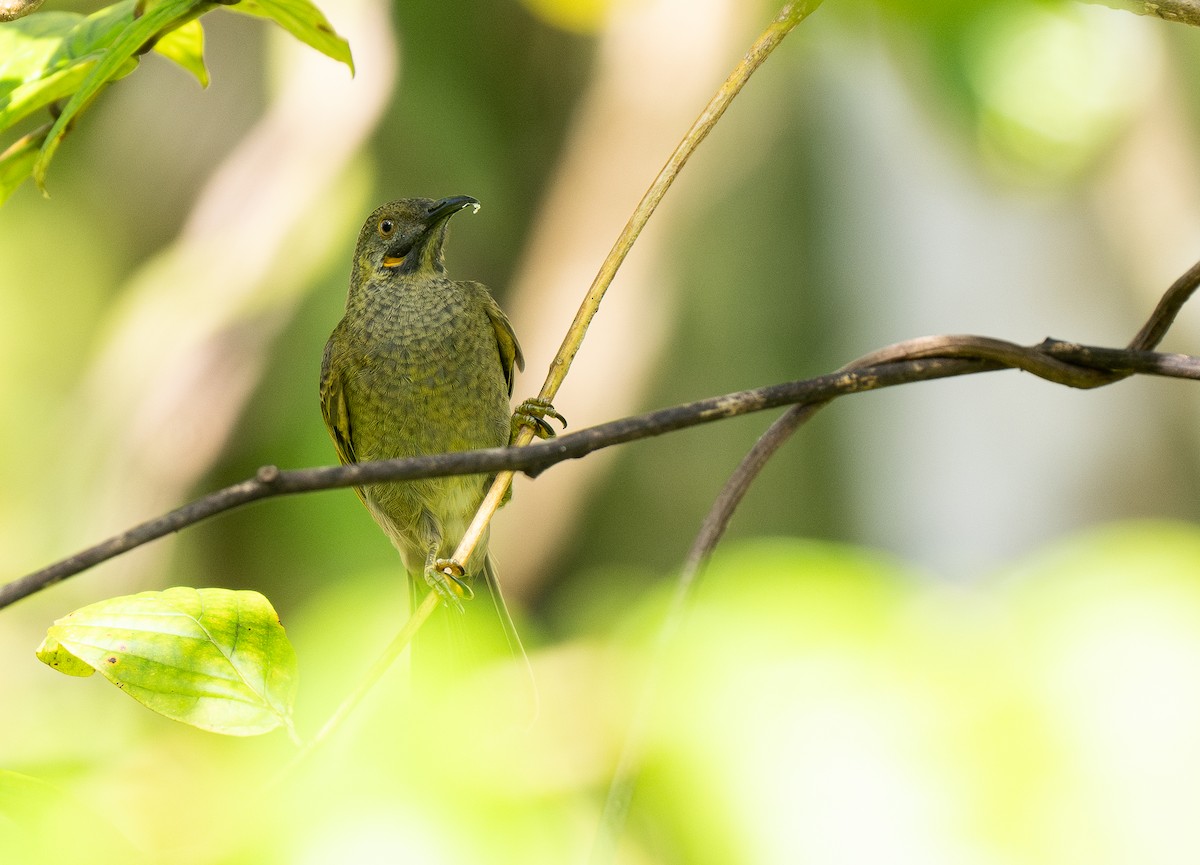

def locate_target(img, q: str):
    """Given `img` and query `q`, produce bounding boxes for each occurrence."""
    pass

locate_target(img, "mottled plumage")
[320,196,523,678]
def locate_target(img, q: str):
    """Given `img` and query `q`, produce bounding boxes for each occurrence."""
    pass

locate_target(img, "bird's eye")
[378,218,396,237]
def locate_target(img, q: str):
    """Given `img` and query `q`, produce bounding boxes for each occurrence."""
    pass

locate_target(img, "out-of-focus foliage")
[0,770,146,865]
[8,526,1200,862]
[963,3,1156,180]
[0,0,351,202]
[858,0,1153,182]
[519,0,612,33]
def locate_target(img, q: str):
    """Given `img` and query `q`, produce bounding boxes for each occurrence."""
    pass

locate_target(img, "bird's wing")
[471,282,524,396]
[320,340,369,508]
[319,338,359,466]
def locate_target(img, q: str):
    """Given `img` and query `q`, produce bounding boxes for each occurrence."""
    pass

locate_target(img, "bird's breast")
[334,277,511,462]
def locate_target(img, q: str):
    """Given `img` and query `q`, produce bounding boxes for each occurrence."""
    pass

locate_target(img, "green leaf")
[0,127,45,205]
[0,11,98,131]
[0,4,159,128]
[37,587,299,737]
[33,634,96,677]
[152,17,208,87]
[231,0,354,74]
[1,0,347,196]
[0,2,156,195]
[33,0,212,189]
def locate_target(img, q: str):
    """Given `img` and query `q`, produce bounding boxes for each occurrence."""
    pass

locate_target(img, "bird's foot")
[425,559,474,612]
[512,398,567,442]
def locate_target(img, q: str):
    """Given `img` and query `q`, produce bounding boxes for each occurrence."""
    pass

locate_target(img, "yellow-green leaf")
[0,127,45,205]
[33,0,209,189]
[0,11,103,132]
[34,634,95,677]
[231,0,354,74]
[152,17,208,87]
[1,0,347,197]
[37,587,298,737]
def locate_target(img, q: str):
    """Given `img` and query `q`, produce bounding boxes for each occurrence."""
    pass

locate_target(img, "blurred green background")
[5,0,1200,862]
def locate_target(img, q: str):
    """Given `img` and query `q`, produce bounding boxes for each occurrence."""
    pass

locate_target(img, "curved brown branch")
[4,332,1200,611]
[676,254,1200,579]
[0,0,45,22]
[1127,256,1200,350]
[584,252,1200,864]
[9,249,1200,611]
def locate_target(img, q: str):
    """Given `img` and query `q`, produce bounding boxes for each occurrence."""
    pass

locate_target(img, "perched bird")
[320,196,558,682]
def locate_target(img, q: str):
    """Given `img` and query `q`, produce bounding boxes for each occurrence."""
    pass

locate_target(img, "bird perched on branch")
[320,196,561,683]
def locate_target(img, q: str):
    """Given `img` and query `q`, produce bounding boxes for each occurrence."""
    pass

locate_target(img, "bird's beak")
[427,195,481,223]
[382,256,405,268]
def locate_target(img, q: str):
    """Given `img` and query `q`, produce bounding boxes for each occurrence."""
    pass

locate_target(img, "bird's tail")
[406,554,535,704]
[481,553,527,665]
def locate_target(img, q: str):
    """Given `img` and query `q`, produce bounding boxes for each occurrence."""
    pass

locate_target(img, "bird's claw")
[512,398,567,442]
[425,558,473,612]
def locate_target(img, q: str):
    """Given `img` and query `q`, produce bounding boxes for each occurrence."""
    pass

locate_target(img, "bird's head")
[353,195,480,280]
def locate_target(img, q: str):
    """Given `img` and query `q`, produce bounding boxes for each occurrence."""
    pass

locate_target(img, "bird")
[319,195,560,685]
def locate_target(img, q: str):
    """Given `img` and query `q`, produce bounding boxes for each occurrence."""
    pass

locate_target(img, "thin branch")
[5,333,1200,611]
[1126,256,1200,351]
[587,251,1200,856]
[590,400,822,863]
[6,255,1200,610]
[1081,0,1200,28]
[587,341,1100,855]
[0,0,46,22]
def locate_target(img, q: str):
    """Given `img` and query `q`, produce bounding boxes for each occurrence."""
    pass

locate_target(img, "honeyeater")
[319,196,559,679]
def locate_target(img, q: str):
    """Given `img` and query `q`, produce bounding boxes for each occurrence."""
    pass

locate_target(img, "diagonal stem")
[447,0,827,581]
[587,249,1200,857]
